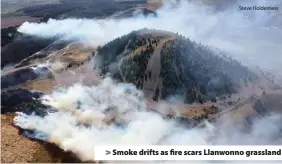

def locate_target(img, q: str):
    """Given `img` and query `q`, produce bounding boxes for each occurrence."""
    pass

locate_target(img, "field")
[1,113,81,163]
[1,16,40,28]
[1,0,282,162]
[1,0,60,14]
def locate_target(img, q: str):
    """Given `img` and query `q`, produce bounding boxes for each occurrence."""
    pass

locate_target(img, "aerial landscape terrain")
[1,0,282,163]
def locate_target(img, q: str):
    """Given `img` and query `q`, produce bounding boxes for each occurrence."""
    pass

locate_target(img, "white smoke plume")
[13,77,282,162]
[12,0,282,162]
[17,0,282,72]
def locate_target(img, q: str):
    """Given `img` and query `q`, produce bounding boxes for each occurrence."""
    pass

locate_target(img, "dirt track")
[142,36,176,99]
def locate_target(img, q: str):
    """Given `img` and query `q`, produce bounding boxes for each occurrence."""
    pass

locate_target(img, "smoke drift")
[13,0,282,162]
[17,0,282,72]
[14,77,282,161]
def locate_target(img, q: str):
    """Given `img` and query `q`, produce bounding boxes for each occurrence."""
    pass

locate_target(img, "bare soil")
[1,114,81,163]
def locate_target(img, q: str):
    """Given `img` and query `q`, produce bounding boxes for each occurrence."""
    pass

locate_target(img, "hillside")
[1,0,158,67]
[1,0,155,24]
[1,29,281,163]
[1,1,282,162]
[1,34,59,67]
[1,43,96,163]
[94,29,258,104]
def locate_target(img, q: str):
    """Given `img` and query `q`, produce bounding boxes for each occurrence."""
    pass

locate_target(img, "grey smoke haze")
[12,0,282,162]
[13,77,282,162]
[17,0,282,73]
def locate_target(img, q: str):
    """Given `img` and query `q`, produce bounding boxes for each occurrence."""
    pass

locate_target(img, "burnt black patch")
[1,88,50,116]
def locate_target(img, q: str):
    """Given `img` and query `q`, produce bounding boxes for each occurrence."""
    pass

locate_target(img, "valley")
[1,0,282,163]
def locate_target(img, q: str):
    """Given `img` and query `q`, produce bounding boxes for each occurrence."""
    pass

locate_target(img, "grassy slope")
[95,29,258,103]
